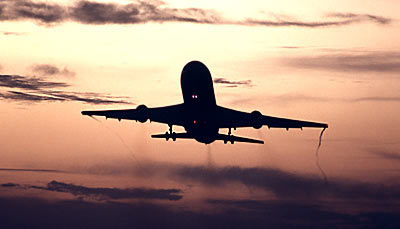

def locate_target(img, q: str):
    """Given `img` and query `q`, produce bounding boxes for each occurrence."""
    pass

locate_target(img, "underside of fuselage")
[180,61,219,144]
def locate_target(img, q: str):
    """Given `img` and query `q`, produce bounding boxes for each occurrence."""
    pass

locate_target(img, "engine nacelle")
[251,110,263,129]
[136,104,149,123]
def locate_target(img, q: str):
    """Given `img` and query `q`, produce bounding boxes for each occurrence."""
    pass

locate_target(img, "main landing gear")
[165,124,176,141]
[224,127,235,144]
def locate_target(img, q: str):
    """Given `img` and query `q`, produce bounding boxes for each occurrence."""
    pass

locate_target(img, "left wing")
[81,103,186,126]
[215,106,328,129]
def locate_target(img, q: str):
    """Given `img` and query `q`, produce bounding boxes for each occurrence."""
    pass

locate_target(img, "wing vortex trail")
[88,116,142,168]
[206,144,214,167]
[315,128,327,183]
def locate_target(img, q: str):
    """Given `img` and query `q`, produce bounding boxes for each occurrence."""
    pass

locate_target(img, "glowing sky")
[1,0,400,228]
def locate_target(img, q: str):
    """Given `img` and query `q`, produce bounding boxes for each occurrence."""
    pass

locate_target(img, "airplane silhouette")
[82,61,327,144]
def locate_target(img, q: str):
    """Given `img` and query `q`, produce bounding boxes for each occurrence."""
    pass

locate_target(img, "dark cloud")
[31,64,75,77]
[1,180,182,201]
[284,52,400,73]
[0,0,221,25]
[0,74,133,105]
[0,168,67,173]
[229,94,400,108]
[327,13,391,24]
[0,90,132,105]
[0,74,68,90]
[70,0,222,25]
[245,19,351,28]
[0,0,392,28]
[0,90,65,102]
[28,180,182,201]
[170,165,400,201]
[70,1,140,24]
[1,183,19,187]
[1,164,400,228]
[351,96,400,102]
[0,0,65,24]
[213,78,252,87]
[77,162,400,204]
[207,199,400,228]
[207,199,352,226]
[242,12,391,28]
[0,195,399,228]
[41,90,132,105]
[1,31,24,35]
[369,149,400,161]
[279,46,301,49]
[0,197,191,229]
[268,94,400,104]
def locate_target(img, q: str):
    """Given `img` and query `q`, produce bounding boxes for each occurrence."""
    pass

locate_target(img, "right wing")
[81,104,186,126]
[215,106,328,129]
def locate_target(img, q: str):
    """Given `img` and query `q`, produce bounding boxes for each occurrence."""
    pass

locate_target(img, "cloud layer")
[169,165,400,202]
[1,31,24,35]
[0,0,392,28]
[369,149,400,161]
[2,180,182,201]
[1,164,400,228]
[31,64,75,77]
[213,78,252,87]
[0,74,132,105]
[73,162,400,204]
[284,52,400,73]
[245,12,391,28]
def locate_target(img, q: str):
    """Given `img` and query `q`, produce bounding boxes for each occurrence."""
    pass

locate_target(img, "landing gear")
[224,128,235,144]
[223,138,234,144]
[165,124,176,141]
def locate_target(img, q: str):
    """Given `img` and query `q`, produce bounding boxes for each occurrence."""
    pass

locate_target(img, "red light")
[193,120,197,124]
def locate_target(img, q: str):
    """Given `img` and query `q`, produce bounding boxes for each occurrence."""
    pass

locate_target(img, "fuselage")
[180,61,219,144]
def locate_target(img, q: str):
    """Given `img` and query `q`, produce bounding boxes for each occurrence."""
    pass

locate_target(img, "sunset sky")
[1,0,400,228]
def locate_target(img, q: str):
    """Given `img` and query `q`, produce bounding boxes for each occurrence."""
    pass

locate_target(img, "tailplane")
[151,132,263,144]
[216,133,264,144]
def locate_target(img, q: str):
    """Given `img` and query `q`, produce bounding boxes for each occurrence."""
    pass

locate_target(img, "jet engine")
[136,104,149,123]
[251,110,263,129]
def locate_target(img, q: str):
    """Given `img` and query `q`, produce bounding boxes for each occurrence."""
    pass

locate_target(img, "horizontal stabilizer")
[151,132,263,144]
[216,133,264,144]
[151,132,193,141]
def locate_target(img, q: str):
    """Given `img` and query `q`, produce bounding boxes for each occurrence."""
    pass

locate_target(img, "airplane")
[81,61,328,144]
